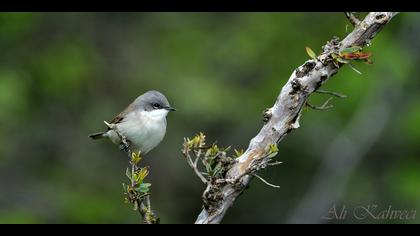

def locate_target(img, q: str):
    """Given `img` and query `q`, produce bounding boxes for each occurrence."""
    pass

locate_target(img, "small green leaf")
[185,137,193,148]
[204,162,212,174]
[133,173,140,184]
[212,162,223,177]
[134,167,149,184]
[135,183,151,193]
[267,143,279,158]
[133,200,138,211]
[269,143,279,154]
[205,144,219,161]
[234,149,244,158]
[336,57,350,64]
[131,151,142,165]
[305,46,317,60]
[198,132,206,146]
[125,168,131,180]
[348,63,362,75]
[191,132,206,148]
[340,46,362,54]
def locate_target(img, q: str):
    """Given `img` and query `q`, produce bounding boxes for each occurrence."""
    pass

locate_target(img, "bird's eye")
[152,103,160,109]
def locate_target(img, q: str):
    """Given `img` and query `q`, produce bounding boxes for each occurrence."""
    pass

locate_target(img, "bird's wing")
[109,103,136,126]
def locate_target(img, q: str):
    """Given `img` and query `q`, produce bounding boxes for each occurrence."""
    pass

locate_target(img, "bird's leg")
[119,135,131,153]
[104,120,132,159]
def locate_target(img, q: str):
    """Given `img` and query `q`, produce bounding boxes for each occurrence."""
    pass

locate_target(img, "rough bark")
[195,12,399,224]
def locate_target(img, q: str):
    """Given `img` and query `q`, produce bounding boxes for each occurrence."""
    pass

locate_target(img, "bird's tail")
[88,131,106,140]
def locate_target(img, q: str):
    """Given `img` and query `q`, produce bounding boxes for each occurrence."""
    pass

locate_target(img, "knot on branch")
[291,78,302,91]
[374,13,390,23]
[202,184,224,212]
[295,61,316,78]
[138,200,160,224]
[263,108,273,123]
[319,36,342,64]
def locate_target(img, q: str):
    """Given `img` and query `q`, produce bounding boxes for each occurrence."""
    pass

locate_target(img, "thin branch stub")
[345,12,361,27]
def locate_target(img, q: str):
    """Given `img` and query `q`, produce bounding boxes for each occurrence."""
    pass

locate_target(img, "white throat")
[142,109,169,121]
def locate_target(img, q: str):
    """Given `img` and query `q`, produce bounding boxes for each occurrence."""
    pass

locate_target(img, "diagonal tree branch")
[194,12,399,224]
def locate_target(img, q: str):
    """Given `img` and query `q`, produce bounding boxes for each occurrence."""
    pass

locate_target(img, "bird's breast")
[116,111,167,154]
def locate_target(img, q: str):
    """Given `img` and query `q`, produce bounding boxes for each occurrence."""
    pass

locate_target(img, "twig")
[306,97,334,110]
[137,197,159,224]
[182,144,208,184]
[106,122,159,224]
[129,157,159,224]
[348,63,362,75]
[252,174,280,188]
[345,12,361,27]
[315,89,347,99]
[267,161,283,166]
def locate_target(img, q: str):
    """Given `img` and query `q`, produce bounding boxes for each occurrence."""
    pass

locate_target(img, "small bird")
[89,90,175,154]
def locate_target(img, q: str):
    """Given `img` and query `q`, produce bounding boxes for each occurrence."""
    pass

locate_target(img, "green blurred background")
[0,12,419,224]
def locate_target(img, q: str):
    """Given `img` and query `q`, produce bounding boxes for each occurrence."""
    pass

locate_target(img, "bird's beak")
[165,106,176,111]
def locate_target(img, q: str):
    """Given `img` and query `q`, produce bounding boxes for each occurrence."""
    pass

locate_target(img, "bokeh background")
[0,12,419,224]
